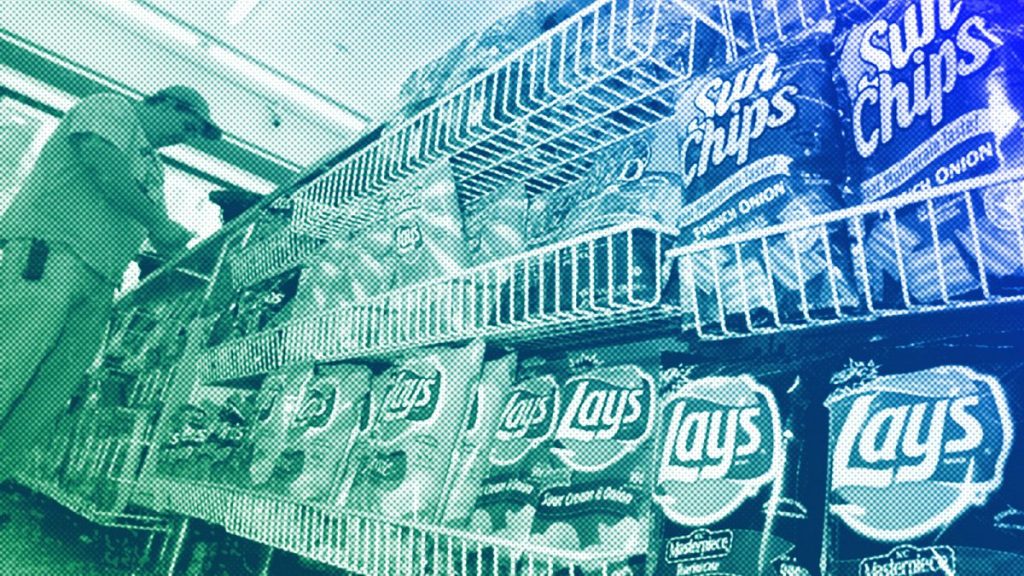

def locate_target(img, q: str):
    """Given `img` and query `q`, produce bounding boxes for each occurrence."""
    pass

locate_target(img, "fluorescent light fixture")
[227,0,261,26]
[208,45,366,132]
[0,64,79,112]
[98,0,201,47]
[163,144,278,195]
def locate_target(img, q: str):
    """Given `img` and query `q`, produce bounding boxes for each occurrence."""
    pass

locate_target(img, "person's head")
[139,85,221,147]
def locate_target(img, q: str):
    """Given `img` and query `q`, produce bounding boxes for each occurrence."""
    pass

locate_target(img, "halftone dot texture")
[2,0,1023,573]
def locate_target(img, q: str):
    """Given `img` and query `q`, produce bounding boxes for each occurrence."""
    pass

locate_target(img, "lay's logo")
[654,375,782,526]
[496,389,554,441]
[826,365,1013,542]
[382,370,439,422]
[489,376,559,467]
[552,365,655,473]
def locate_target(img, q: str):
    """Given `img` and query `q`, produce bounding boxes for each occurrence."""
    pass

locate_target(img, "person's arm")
[70,133,191,254]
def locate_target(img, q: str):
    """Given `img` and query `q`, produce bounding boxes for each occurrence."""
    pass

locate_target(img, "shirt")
[0,93,166,285]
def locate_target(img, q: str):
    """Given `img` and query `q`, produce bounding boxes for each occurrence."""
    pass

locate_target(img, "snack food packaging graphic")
[341,339,485,523]
[674,23,860,324]
[833,0,1024,304]
[525,343,660,576]
[441,351,519,527]
[469,354,566,541]
[652,342,824,576]
[822,326,1024,575]
[269,363,372,503]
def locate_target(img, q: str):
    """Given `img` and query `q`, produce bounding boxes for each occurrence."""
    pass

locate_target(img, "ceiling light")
[98,0,201,47]
[227,0,261,27]
[207,45,366,132]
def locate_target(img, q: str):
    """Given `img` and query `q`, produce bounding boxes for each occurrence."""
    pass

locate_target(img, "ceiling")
[1,0,540,183]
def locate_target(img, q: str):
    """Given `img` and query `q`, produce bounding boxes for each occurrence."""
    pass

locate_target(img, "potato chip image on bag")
[341,339,485,523]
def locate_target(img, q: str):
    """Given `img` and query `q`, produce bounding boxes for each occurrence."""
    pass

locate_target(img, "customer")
[0,85,221,481]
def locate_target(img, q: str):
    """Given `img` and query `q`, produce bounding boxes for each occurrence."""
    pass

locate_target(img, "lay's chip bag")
[341,339,485,523]
[834,0,1024,304]
[270,362,372,503]
[673,22,860,326]
[821,311,1024,575]
[441,351,519,527]
[527,342,660,576]
[652,336,831,576]
[468,354,565,541]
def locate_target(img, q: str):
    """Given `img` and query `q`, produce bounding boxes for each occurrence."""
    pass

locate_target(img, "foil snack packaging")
[271,362,372,503]
[468,354,567,541]
[673,24,860,326]
[519,124,681,320]
[821,315,1024,575]
[833,0,1024,304]
[527,342,661,576]
[441,351,519,528]
[341,339,485,523]
[652,339,827,576]
[248,364,312,489]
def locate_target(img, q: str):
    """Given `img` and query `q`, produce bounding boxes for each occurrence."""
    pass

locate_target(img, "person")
[0,85,222,482]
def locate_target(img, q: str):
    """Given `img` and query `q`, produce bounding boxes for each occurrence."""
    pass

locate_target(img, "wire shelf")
[226,227,324,291]
[151,480,643,576]
[200,223,672,381]
[289,0,832,240]
[668,168,1024,339]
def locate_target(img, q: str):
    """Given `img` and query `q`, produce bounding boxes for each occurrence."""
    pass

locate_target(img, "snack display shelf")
[668,167,1024,339]
[151,479,643,576]
[15,472,170,532]
[226,225,325,291]
[201,222,675,382]
[289,0,832,241]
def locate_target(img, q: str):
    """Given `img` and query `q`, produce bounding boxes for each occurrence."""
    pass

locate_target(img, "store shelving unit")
[28,0,1024,574]
[668,168,1024,339]
[201,221,675,382]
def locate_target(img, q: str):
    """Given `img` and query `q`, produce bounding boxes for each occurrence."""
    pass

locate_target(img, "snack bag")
[834,0,1024,304]
[441,351,519,527]
[821,320,1024,575]
[469,354,566,541]
[272,363,372,503]
[463,182,529,268]
[652,342,828,576]
[342,339,485,523]
[673,24,859,324]
[248,364,311,489]
[528,342,660,576]
[523,124,681,317]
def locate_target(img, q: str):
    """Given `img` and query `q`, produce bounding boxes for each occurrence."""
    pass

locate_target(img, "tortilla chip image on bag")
[673,24,860,327]
[341,339,485,523]
[833,0,1024,305]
